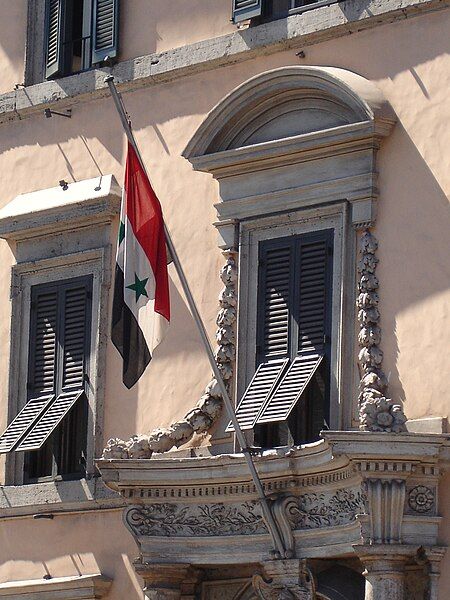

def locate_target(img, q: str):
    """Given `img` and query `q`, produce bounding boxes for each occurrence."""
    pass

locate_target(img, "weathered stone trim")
[0,477,123,519]
[0,574,112,599]
[1,0,449,125]
[356,230,407,432]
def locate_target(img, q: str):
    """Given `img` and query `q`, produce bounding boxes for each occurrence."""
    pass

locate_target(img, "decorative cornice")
[0,175,120,241]
[0,0,447,125]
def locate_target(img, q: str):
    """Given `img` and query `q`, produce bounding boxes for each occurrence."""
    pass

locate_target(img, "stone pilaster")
[354,545,414,600]
[424,547,446,600]
[134,563,201,600]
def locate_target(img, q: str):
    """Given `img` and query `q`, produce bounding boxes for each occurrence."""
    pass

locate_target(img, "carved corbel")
[253,560,316,600]
[134,562,202,600]
[356,230,407,432]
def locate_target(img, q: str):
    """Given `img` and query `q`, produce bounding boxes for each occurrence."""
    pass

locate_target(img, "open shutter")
[16,390,85,452]
[226,360,288,432]
[257,233,332,424]
[45,0,64,79]
[232,0,263,23]
[0,395,54,454]
[92,0,119,64]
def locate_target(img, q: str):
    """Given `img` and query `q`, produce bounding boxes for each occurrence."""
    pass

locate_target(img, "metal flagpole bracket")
[104,76,288,559]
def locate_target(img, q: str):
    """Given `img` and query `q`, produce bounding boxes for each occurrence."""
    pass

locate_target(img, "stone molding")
[1,0,448,125]
[356,230,407,432]
[0,574,111,599]
[183,66,396,229]
[0,175,120,241]
[99,432,448,567]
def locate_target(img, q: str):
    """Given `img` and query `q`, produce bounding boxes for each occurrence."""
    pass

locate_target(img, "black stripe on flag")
[111,264,151,389]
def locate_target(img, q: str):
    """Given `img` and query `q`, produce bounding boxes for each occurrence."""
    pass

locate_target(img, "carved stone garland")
[357,230,407,432]
[102,251,237,459]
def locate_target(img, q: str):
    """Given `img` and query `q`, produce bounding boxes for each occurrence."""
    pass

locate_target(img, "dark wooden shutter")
[225,360,288,431]
[45,0,65,79]
[257,232,333,424]
[232,0,263,23]
[92,0,119,64]
[16,391,85,452]
[29,289,58,395]
[61,284,90,390]
[258,243,293,360]
[0,395,54,454]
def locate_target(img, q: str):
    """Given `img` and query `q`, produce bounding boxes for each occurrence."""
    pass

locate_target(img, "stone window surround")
[2,0,445,126]
[0,574,112,600]
[0,175,123,514]
[6,247,110,485]
[237,204,353,432]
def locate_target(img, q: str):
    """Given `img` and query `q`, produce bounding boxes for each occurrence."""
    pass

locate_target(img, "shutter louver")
[232,0,263,23]
[62,286,88,390]
[45,0,64,79]
[16,391,85,452]
[297,239,328,356]
[92,0,119,64]
[256,355,323,423]
[260,245,292,359]
[225,359,288,431]
[30,290,58,395]
[0,395,54,454]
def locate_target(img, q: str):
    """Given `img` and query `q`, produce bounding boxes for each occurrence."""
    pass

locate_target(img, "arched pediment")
[183,66,395,158]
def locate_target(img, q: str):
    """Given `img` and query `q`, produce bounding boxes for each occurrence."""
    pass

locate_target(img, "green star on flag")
[126,273,149,301]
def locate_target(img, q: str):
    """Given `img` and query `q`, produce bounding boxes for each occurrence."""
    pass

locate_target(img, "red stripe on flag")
[124,142,170,322]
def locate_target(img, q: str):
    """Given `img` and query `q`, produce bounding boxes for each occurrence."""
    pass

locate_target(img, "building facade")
[0,1,450,598]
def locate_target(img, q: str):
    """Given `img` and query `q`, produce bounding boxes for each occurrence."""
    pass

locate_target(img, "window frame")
[237,205,354,438]
[5,247,111,486]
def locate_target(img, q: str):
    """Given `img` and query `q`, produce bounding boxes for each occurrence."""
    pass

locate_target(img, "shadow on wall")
[0,512,143,597]
[376,122,450,416]
[104,273,208,442]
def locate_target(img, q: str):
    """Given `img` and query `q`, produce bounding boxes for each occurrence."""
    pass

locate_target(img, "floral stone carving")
[102,251,238,459]
[357,230,407,432]
[124,501,266,537]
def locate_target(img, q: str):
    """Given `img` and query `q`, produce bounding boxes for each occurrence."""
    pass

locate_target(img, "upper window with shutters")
[25,0,119,83]
[232,0,340,25]
[0,276,92,483]
[45,0,119,79]
[228,228,334,448]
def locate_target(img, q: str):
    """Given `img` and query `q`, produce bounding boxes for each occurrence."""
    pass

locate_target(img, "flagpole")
[105,76,287,558]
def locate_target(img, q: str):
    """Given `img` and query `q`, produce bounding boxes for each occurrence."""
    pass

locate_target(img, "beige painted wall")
[0,4,449,596]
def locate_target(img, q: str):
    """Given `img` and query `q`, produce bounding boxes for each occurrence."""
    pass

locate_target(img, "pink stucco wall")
[0,2,449,596]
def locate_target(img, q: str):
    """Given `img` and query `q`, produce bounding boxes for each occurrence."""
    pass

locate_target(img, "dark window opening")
[252,230,333,448]
[22,276,92,483]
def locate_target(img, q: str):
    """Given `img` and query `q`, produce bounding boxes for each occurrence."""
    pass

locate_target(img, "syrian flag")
[112,141,170,388]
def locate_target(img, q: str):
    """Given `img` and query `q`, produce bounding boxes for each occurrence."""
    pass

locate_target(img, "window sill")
[0,574,111,599]
[0,477,124,519]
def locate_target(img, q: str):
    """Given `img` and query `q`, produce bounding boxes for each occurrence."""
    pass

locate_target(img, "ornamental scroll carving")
[124,501,266,537]
[253,560,316,600]
[357,230,407,432]
[102,251,238,459]
[123,487,365,540]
